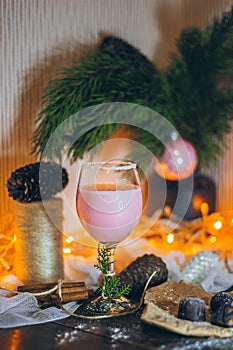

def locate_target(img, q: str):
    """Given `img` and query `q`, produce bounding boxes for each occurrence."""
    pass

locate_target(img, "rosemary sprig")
[94,245,131,304]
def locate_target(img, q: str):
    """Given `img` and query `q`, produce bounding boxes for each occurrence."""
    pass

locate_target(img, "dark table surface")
[1,309,233,350]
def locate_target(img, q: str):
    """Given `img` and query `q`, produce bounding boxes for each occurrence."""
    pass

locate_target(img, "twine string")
[14,200,64,284]
[57,279,64,302]
[1,271,158,320]
[32,285,58,297]
[104,272,116,277]
[1,280,63,297]
[61,270,158,319]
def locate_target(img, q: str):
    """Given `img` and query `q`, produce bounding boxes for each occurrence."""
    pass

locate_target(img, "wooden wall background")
[0,0,232,231]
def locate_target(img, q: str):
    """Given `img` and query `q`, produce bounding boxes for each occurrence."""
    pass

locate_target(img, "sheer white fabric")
[0,290,78,328]
[1,238,233,328]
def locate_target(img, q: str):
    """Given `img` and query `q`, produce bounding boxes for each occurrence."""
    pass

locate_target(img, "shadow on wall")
[0,39,96,228]
[2,0,231,226]
[153,0,232,70]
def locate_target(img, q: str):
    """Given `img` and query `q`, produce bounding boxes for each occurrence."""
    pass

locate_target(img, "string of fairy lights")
[0,207,232,283]
[59,207,232,256]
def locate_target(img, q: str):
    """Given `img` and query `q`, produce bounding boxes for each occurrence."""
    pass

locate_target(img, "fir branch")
[94,245,131,303]
[32,36,162,161]
[31,7,233,168]
[160,6,233,167]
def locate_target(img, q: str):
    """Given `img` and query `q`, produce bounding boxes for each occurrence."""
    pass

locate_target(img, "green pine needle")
[32,7,233,168]
[94,245,131,303]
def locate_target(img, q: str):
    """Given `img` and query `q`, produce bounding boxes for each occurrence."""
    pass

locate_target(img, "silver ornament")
[181,251,219,285]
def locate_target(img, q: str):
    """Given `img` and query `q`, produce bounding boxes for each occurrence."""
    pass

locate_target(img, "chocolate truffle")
[210,292,233,312]
[211,301,233,327]
[210,292,233,327]
[178,297,206,322]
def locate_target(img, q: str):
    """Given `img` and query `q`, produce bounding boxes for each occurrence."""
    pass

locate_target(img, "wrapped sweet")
[178,297,206,322]
[210,292,233,312]
[210,292,233,327]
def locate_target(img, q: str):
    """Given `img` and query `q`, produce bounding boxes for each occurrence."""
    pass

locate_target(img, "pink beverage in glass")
[76,183,142,243]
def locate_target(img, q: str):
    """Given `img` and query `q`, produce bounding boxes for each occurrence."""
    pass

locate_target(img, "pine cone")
[6,162,68,203]
[118,254,168,298]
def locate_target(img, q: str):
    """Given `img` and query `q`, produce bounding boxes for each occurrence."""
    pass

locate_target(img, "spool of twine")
[14,198,64,284]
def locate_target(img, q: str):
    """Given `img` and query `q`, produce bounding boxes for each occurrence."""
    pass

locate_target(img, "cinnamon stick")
[17,280,91,304]
[18,281,85,293]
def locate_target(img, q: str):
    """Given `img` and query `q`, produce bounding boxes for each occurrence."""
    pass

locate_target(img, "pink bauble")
[155,139,198,181]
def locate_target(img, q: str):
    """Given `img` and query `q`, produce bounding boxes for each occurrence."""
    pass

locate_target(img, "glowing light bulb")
[201,202,209,216]
[63,247,71,254]
[65,235,74,243]
[213,220,223,230]
[167,233,174,244]
[210,236,217,244]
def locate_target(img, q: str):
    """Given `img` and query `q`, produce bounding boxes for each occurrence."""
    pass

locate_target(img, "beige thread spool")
[14,198,64,284]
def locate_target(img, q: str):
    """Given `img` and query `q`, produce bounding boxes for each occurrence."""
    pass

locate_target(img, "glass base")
[74,295,140,319]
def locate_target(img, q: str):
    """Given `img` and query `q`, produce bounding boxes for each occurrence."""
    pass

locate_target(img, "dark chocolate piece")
[211,299,233,327]
[178,297,206,322]
[210,292,233,312]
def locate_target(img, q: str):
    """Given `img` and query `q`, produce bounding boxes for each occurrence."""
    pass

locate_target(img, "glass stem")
[98,243,117,301]
[105,243,116,278]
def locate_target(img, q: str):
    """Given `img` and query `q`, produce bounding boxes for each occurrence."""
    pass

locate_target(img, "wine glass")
[76,160,142,317]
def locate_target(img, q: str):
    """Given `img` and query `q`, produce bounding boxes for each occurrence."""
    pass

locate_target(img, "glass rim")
[81,161,137,171]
